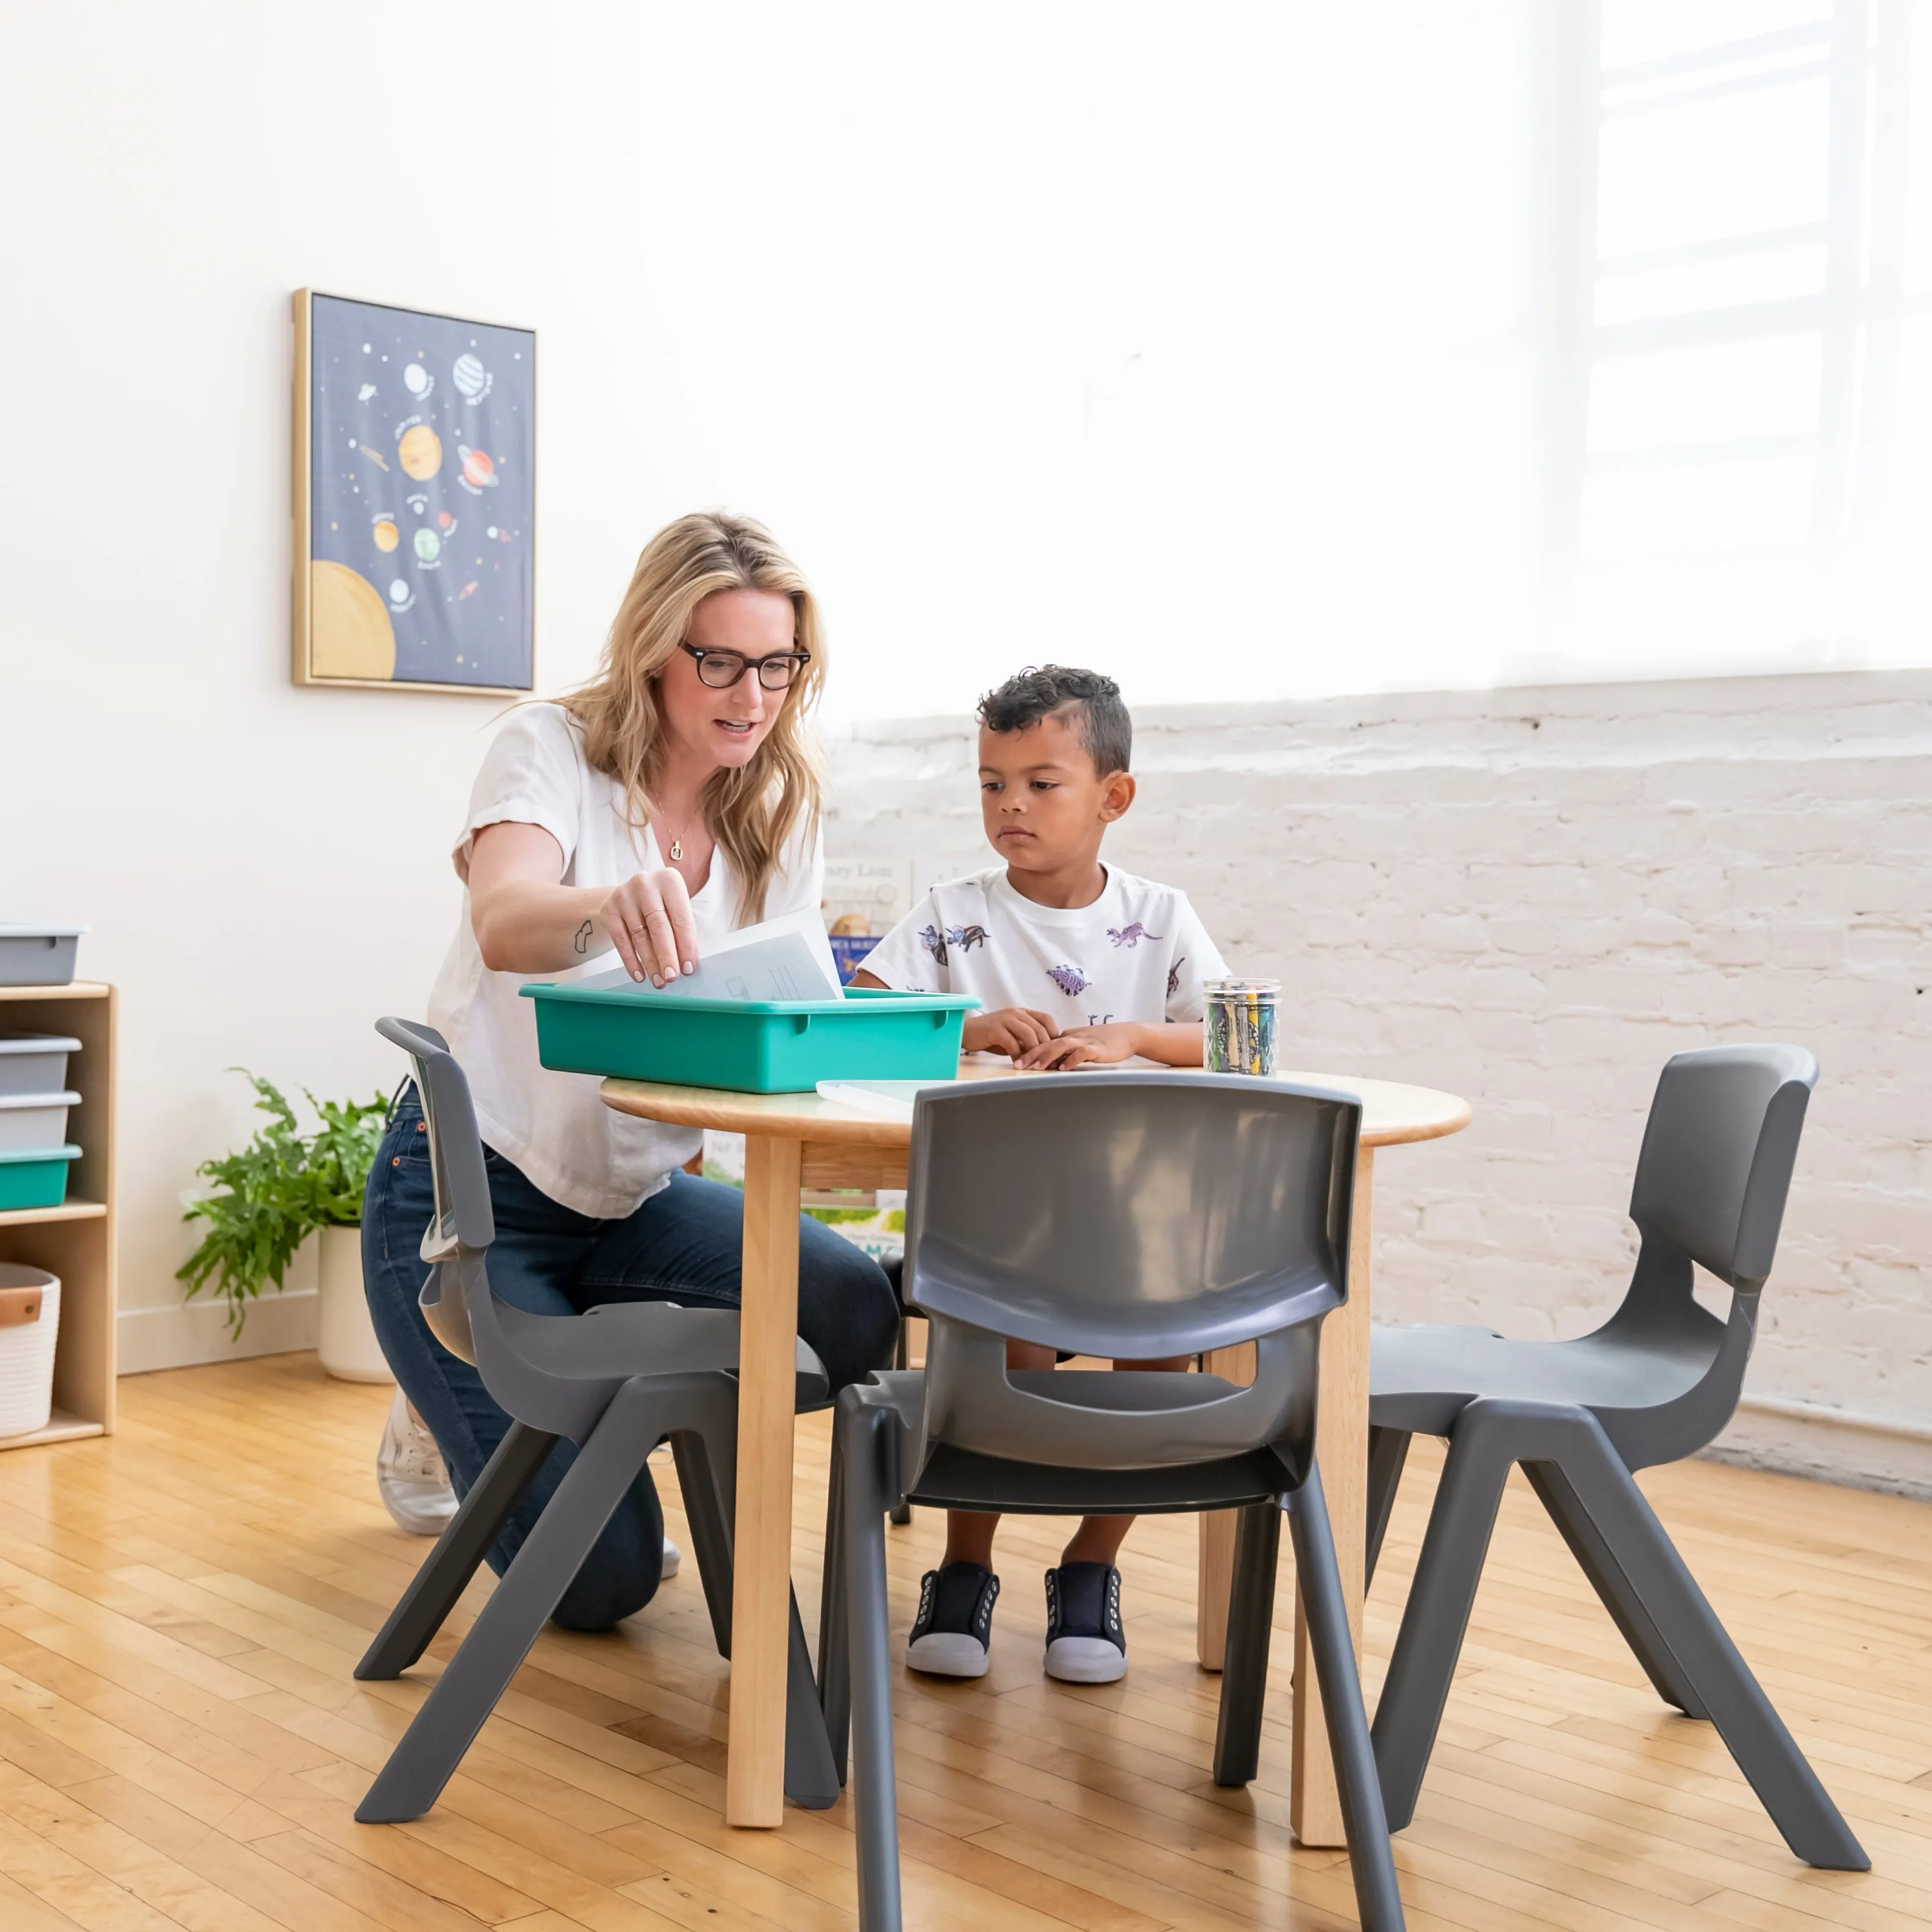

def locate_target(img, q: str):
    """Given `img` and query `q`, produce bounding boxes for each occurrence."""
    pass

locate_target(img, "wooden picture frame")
[292,288,536,695]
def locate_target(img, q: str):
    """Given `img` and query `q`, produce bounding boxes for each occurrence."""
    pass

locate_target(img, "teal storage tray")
[0,1145,80,1212]
[521,984,979,1093]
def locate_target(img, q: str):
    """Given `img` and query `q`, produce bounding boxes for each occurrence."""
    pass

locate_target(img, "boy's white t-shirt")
[857,864,1228,1029]
[426,703,823,1218]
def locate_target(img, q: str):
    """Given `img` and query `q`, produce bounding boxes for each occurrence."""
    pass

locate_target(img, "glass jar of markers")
[1204,978,1281,1077]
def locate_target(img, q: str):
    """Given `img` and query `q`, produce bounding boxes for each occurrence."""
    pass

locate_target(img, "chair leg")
[818,1419,852,1783]
[1288,1460,1408,1932]
[356,1386,662,1823]
[842,1397,904,1932]
[1365,1426,1411,1592]
[1211,1501,1281,1787]
[1520,1459,1706,1718]
[356,1421,559,1681]
[888,1318,912,1524]
[1371,1411,1518,1831]
[1529,1415,1869,1871]
[668,1429,735,1659]
[785,1588,840,1809]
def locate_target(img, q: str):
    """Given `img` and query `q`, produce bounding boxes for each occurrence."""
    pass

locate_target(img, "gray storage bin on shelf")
[0,926,87,987]
[0,1092,80,1153]
[0,1035,81,1098]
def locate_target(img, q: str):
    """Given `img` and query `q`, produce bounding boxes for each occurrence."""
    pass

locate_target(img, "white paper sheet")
[814,1079,950,1120]
[579,907,845,1003]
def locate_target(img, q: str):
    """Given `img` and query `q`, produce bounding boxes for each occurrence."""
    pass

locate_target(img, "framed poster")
[292,289,535,693]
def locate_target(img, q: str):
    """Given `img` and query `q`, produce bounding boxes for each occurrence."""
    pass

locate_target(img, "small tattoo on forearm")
[574,920,592,955]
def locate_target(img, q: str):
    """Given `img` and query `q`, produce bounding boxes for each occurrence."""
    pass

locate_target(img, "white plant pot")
[317,1224,393,1383]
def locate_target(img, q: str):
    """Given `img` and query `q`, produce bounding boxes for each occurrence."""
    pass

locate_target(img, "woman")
[361,510,899,1630]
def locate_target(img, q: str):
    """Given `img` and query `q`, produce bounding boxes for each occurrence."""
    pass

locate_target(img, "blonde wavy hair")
[560,512,826,924]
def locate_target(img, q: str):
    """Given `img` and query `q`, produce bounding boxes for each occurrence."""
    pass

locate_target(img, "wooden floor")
[0,1355,1926,1931]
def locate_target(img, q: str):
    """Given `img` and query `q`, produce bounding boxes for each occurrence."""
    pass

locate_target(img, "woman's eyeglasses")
[679,642,812,691]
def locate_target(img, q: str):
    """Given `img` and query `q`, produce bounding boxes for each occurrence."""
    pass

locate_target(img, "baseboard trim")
[118,1290,320,1375]
[1734,1391,1932,1445]
[1707,1399,1932,1501]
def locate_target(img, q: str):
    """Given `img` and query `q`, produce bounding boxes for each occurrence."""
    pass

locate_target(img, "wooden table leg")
[1290,1143,1375,1847]
[726,1133,803,1829]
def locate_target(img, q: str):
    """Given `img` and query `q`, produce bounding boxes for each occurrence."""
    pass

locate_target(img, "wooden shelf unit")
[0,982,115,1449]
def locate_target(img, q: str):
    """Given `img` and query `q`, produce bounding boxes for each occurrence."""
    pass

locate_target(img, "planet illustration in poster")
[397,424,442,480]
[309,560,396,680]
[457,446,498,493]
[304,292,534,690]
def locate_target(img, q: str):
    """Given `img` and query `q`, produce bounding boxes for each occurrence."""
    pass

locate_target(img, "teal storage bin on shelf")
[521,985,979,1094]
[0,1145,80,1212]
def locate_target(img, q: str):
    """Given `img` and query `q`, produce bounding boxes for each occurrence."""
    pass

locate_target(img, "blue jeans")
[362,1087,898,1630]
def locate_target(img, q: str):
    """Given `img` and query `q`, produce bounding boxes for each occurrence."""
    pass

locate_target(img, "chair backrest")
[375,1016,497,1367]
[1628,1043,1817,1293]
[903,1073,1361,1471]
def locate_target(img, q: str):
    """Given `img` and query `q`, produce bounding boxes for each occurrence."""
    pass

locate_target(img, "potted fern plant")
[178,1072,393,1380]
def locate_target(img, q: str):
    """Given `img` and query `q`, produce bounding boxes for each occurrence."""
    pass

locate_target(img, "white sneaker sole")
[379,1481,459,1537]
[906,1632,990,1678]
[1045,1636,1127,1684]
[661,1538,681,1580]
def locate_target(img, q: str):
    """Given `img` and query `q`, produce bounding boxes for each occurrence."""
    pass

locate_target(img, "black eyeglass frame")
[678,641,813,690]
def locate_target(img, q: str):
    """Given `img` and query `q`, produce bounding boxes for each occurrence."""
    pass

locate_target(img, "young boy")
[853,664,1229,1683]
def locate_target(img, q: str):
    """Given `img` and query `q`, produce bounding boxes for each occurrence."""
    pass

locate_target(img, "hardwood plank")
[2,1354,1928,1931]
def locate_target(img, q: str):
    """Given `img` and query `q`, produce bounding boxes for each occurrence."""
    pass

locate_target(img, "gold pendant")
[669,839,682,862]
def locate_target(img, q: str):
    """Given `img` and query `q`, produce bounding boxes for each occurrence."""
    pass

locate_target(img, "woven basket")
[0,1265,59,1438]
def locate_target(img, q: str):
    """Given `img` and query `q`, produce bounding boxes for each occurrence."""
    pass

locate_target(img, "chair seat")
[857,1370,1301,1515]
[1007,1368,1245,1412]
[1370,1320,1718,1436]
[499,1299,829,1403]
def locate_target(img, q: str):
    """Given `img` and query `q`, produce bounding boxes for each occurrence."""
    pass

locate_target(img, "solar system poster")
[293,290,534,693]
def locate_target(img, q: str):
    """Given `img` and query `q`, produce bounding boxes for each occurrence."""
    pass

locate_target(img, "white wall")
[827,670,1932,1497]
[4,2,1929,1380]
[0,4,706,1365]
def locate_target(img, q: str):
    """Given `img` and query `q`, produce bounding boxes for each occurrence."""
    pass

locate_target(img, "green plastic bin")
[0,1145,80,1212]
[521,985,979,1093]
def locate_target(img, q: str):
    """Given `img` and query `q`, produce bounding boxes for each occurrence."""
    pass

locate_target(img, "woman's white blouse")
[427,703,823,1218]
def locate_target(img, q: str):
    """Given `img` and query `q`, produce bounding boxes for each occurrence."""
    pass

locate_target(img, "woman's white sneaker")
[376,1389,459,1536]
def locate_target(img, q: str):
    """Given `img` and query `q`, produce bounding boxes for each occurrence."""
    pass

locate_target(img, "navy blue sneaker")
[906,1562,1000,1678]
[1044,1562,1126,1683]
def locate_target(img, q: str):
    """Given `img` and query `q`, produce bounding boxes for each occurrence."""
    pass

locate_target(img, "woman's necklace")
[656,802,703,865]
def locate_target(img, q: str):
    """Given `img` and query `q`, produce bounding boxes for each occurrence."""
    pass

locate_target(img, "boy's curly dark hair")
[976,664,1131,776]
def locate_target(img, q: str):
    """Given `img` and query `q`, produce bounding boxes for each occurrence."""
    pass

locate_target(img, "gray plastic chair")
[354,1018,840,1823]
[820,1073,1406,1932]
[1364,1043,1868,1871]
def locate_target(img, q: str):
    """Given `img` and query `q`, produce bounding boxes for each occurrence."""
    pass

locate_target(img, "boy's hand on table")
[962,1007,1062,1059]
[1014,1022,1141,1071]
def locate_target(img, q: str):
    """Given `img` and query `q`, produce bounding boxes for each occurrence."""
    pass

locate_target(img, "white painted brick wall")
[826,668,1932,1496]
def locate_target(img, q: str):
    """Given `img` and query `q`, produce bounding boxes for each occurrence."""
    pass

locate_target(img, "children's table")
[599,1065,1470,1837]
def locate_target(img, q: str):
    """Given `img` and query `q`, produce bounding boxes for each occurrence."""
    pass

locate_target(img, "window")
[1545,0,1926,674]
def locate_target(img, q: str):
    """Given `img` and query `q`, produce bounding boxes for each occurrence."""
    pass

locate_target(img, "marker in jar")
[1204,978,1280,1077]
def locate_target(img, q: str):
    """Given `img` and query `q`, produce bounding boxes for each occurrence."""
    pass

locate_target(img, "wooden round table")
[602,1065,1470,1836]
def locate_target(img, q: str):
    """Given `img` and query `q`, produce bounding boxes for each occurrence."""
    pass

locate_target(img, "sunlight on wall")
[629,1,1931,722]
